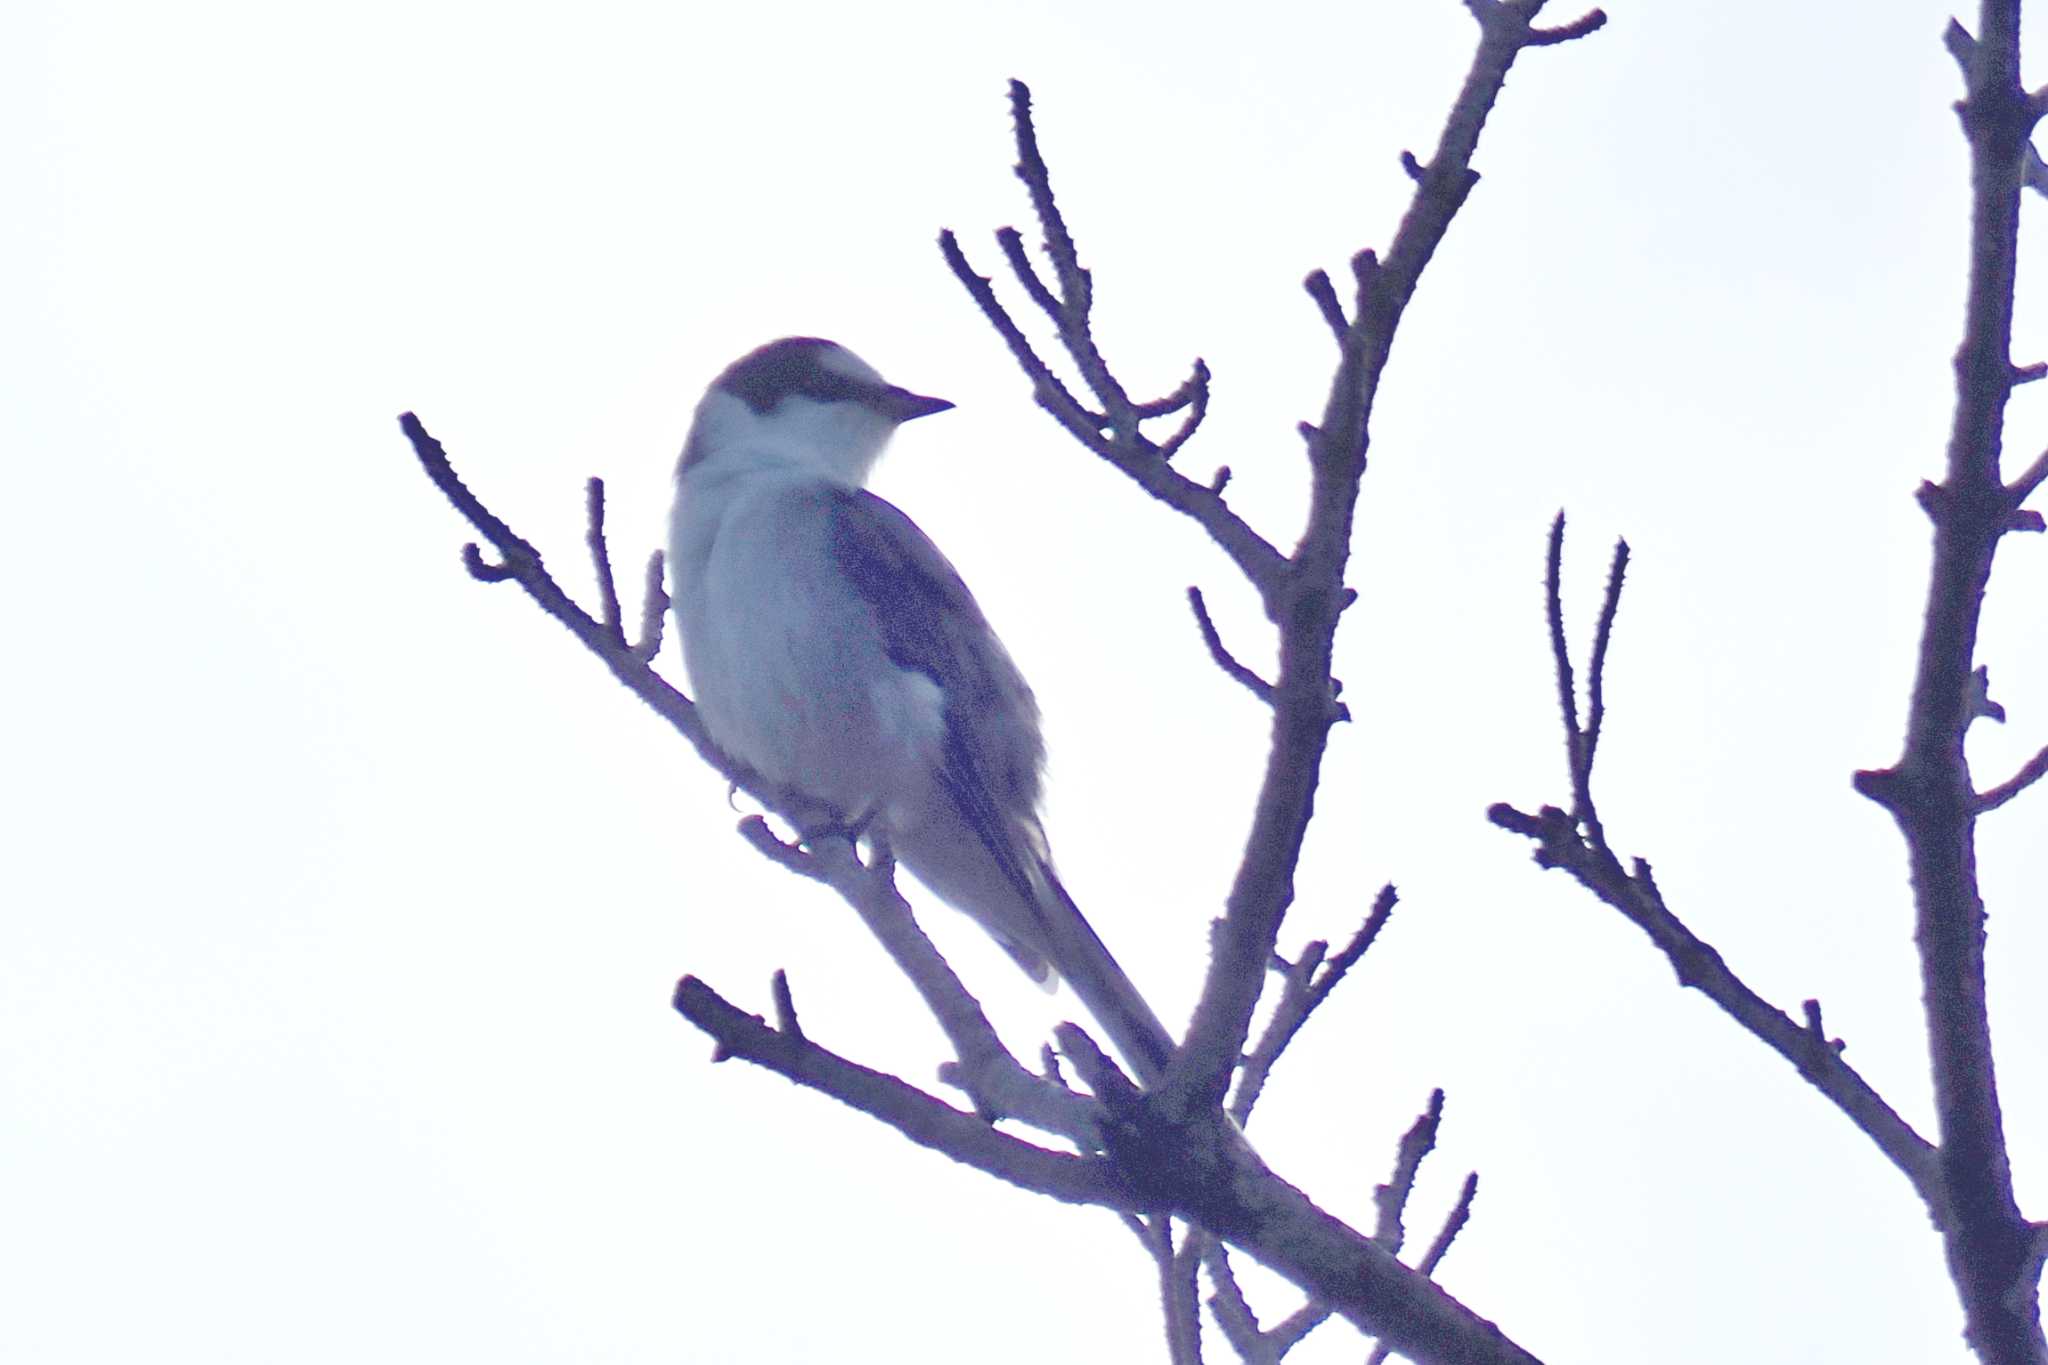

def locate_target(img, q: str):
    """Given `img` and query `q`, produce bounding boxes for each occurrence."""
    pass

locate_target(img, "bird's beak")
[880,387,955,423]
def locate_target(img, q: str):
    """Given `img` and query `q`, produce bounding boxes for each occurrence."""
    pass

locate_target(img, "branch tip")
[2006,448,2048,503]
[1528,8,1608,45]
[1977,742,2048,812]
[462,543,515,582]
[634,551,669,661]
[1305,268,1349,339]
[1406,1172,1480,1297]
[585,477,628,645]
[1917,479,1949,521]
[771,969,804,1040]
[1188,585,1276,706]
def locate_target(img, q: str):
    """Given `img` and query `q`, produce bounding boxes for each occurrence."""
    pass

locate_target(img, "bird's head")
[679,337,953,486]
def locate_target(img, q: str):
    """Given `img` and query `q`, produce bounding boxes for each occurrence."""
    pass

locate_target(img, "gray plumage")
[669,337,1173,1082]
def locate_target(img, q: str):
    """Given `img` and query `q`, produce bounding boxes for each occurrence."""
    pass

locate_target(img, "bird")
[668,336,1174,1084]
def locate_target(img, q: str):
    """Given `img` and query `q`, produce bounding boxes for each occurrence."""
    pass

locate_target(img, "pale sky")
[6,1,2046,1362]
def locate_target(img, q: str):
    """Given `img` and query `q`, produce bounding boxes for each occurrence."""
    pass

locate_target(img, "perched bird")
[669,337,1173,1083]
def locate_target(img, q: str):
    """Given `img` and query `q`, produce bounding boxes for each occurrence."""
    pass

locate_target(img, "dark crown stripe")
[717,337,880,414]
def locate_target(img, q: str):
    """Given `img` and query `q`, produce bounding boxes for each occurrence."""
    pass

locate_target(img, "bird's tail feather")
[925,759,1174,1083]
[1037,867,1175,1086]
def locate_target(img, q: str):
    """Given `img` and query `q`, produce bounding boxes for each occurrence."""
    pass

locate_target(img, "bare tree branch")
[672,975,1136,1208]
[1367,1175,1481,1365]
[1148,1218,1206,1365]
[1374,1091,1446,1256]
[1202,1082,1471,1364]
[1542,513,1584,806]
[768,967,804,1041]
[1489,799,1945,1219]
[1417,1173,1480,1277]
[1848,11,2048,1357]
[1230,886,1398,1124]
[1976,742,2048,812]
[585,478,627,647]
[1166,0,1604,1123]
[1047,1029,1539,1365]
[632,550,667,662]
[1497,509,1952,1228]
[2007,445,2048,503]
[1582,535,1630,778]
[1541,512,1629,827]
[1304,269,1349,340]
[402,413,731,769]
[940,222,1280,605]
[1189,585,1277,707]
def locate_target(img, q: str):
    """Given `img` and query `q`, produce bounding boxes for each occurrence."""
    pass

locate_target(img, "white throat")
[680,389,896,488]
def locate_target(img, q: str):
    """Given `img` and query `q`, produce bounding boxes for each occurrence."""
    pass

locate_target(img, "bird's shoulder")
[821,485,1048,821]
[813,484,979,618]
[819,485,1038,712]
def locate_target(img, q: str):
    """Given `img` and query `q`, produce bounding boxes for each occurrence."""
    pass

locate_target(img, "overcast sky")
[7,1,2047,1362]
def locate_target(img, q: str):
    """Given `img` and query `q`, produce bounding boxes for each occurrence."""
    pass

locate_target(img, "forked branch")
[1490,518,1945,1221]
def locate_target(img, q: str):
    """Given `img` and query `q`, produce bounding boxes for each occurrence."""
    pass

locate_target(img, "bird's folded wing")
[820,485,1052,928]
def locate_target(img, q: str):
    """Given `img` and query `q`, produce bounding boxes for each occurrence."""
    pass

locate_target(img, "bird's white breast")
[669,461,946,820]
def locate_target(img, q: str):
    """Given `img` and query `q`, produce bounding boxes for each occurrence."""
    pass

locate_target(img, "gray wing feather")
[822,486,1050,919]
[823,486,1176,1082]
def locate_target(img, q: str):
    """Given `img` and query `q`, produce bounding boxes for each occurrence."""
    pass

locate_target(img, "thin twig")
[1171,0,1599,1123]
[1542,512,1584,803]
[633,550,668,662]
[1368,1178,1482,1365]
[1159,1219,1205,1365]
[1488,801,1945,1220]
[1365,1175,1481,1365]
[1527,8,1608,45]
[585,478,626,646]
[1373,1091,1446,1255]
[402,414,727,767]
[1582,537,1630,774]
[770,968,804,1042]
[672,976,1132,1208]
[1976,742,2048,812]
[995,225,1066,325]
[1417,1173,1479,1276]
[1005,81,1134,427]
[1134,359,1211,419]
[1267,1302,1333,1359]
[939,230,1286,606]
[2007,446,2048,503]
[1159,360,1212,461]
[1231,886,1398,1124]
[1201,1242,1268,1360]
[1305,269,1349,340]
[1189,586,1275,705]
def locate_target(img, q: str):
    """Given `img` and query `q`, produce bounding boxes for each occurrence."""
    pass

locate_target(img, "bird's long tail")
[1037,867,1176,1086]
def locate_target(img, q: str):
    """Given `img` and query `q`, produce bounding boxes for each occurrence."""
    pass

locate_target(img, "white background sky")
[7,1,2047,1361]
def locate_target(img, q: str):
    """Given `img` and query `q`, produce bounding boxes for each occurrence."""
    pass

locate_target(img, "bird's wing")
[822,485,1177,1081]
[820,485,1050,918]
